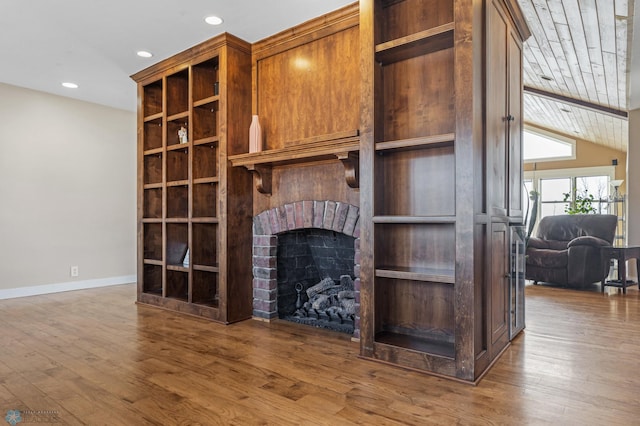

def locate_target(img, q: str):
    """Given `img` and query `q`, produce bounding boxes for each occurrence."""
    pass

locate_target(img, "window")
[523,127,575,163]
[524,166,615,221]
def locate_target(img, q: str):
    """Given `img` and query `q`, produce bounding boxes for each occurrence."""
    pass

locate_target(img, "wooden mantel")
[228,130,360,195]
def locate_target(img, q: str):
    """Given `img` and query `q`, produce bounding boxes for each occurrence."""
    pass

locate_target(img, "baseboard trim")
[0,275,136,300]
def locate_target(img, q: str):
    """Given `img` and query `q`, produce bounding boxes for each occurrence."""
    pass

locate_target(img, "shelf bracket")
[246,164,272,195]
[335,151,359,189]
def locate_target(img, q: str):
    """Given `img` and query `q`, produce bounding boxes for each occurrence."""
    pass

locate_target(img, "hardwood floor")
[1,283,638,425]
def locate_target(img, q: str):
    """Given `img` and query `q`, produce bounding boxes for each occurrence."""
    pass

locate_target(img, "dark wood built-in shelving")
[132,32,253,324]
[359,0,530,383]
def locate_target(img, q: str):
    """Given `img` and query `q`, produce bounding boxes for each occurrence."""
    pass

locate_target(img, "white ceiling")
[1,0,638,152]
[0,0,353,112]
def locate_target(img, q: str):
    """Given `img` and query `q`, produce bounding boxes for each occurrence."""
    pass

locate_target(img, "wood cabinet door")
[486,0,509,217]
[489,222,510,356]
[508,28,524,219]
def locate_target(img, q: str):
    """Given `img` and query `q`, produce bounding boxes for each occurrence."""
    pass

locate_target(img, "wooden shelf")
[167,264,189,272]
[375,332,455,359]
[143,259,163,266]
[143,112,163,122]
[191,217,219,224]
[141,218,163,224]
[167,180,189,187]
[143,147,163,156]
[193,177,219,185]
[375,266,455,284]
[194,95,219,108]
[375,133,455,152]
[165,218,189,224]
[143,183,163,190]
[373,216,456,224]
[375,23,454,64]
[194,136,219,146]
[194,265,220,273]
[229,131,360,194]
[167,143,190,152]
[167,111,189,122]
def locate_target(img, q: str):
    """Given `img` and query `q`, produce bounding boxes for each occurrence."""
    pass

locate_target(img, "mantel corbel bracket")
[335,151,359,189]
[246,164,272,195]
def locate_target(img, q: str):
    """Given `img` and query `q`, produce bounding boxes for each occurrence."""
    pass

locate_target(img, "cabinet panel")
[166,270,188,301]
[192,223,218,267]
[143,153,163,185]
[490,222,509,352]
[375,224,455,274]
[508,30,524,218]
[143,223,162,260]
[193,271,219,307]
[143,81,163,117]
[166,69,189,116]
[375,277,454,358]
[487,1,509,216]
[167,149,189,182]
[143,264,163,295]
[143,118,163,150]
[381,47,455,141]
[256,27,360,150]
[193,143,218,179]
[375,146,455,217]
[166,223,188,266]
[380,0,453,43]
[167,186,188,218]
[192,58,219,102]
[143,188,162,219]
[193,103,218,141]
[193,183,217,218]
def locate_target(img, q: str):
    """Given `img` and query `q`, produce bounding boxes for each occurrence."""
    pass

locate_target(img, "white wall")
[0,83,136,296]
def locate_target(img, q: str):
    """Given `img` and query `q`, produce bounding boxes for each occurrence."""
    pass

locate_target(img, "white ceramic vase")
[249,115,262,153]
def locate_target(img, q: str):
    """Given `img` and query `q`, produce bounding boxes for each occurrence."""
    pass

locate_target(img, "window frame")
[523,165,615,221]
[523,126,576,163]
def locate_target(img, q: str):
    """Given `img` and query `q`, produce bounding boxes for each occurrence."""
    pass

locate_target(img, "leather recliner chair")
[525,214,617,288]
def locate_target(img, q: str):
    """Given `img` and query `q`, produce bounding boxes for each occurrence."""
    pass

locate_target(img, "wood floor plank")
[0,283,639,424]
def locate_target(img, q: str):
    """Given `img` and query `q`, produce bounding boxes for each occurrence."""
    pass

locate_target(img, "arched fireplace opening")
[252,200,361,338]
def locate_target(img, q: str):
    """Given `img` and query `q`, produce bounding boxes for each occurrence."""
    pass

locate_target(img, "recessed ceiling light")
[62,82,78,89]
[137,51,153,58]
[539,75,553,81]
[205,15,223,25]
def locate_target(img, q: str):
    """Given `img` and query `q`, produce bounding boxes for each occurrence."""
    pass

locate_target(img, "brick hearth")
[252,200,361,339]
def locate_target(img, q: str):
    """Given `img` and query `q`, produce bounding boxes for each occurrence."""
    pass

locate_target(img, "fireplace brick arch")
[252,200,361,339]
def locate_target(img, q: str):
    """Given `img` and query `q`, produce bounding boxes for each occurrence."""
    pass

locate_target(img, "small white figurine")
[178,126,188,144]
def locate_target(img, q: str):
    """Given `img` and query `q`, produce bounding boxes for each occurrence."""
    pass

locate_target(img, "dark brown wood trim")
[131,33,251,83]
[251,2,359,61]
[523,85,629,119]
[502,0,532,41]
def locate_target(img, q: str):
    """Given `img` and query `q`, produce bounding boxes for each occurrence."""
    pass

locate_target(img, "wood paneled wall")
[251,3,360,214]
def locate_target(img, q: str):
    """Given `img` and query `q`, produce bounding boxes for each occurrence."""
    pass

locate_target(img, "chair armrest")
[567,236,611,248]
[527,237,548,249]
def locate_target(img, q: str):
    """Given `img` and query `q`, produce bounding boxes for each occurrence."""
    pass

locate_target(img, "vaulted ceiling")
[519,0,634,152]
[0,1,636,152]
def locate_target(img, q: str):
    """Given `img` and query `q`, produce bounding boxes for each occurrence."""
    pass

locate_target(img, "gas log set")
[286,275,356,334]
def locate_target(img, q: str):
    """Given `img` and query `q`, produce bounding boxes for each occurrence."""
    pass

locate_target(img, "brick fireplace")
[252,200,361,339]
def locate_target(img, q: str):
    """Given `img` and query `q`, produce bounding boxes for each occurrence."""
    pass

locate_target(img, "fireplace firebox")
[252,200,361,338]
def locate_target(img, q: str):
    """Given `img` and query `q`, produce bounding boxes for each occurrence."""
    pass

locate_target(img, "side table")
[601,246,640,294]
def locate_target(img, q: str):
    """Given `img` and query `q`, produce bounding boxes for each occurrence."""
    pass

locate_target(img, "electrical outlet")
[70,266,79,277]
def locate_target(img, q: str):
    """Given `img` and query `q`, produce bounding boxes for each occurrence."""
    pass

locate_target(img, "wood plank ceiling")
[518,0,634,152]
